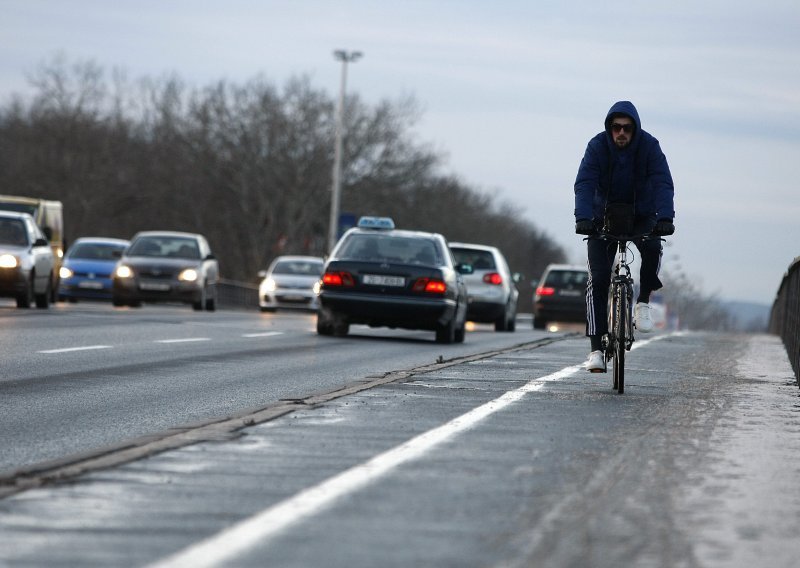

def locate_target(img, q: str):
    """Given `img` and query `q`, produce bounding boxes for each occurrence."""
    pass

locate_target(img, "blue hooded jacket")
[574,101,675,229]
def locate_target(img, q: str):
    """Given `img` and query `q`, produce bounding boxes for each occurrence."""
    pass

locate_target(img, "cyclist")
[574,101,675,372]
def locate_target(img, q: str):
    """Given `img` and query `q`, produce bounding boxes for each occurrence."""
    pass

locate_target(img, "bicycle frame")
[589,232,656,393]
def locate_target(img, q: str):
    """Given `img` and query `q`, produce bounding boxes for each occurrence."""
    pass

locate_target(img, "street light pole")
[328,49,362,254]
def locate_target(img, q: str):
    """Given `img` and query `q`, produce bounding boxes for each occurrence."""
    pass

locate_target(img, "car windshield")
[545,270,588,287]
[272,260,323,276]
[338,234,441,265]
[0,218,28,246]
[128,236,200,259]
[0,202,37,217]
[68,242,126,260]
[450,248,495,270]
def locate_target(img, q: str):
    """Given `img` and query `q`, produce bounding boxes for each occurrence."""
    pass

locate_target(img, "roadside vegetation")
[0,56,563,312]
[0,56,741,326]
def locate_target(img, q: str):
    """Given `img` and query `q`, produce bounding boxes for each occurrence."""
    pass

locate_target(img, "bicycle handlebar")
[584,232,665,243]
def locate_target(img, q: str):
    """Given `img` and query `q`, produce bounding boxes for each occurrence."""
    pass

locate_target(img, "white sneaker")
[634,302,653,333]
[586,350,605,373]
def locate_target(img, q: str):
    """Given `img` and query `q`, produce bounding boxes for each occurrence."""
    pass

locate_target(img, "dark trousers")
[585,236,663,337]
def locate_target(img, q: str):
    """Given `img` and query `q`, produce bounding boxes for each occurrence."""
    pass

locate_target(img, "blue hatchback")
[58,237,130,302]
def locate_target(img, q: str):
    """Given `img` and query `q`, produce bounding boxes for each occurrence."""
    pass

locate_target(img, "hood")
[64,257,119,274]
[604,100,641,138]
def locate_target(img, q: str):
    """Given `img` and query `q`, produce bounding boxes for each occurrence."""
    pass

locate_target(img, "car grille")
[138,267,177,279]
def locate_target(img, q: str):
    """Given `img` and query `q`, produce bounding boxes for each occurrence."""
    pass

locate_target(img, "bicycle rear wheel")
[612,284,628,394]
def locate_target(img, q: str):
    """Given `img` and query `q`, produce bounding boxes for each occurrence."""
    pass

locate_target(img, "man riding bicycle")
[574,101,675,372]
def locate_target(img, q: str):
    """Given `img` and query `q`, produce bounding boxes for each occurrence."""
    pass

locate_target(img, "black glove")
[575,219,595,235]
[654,219,675,236]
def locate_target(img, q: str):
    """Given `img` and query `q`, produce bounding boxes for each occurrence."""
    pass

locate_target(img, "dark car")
[0,211,54,308]
[317,217,470,343]
[532,264,589,330]
[58,237,130,302]
[112,231,219,311]
[449,242,520,332]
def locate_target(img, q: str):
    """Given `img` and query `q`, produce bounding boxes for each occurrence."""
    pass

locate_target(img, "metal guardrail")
[216,278,260,310]
[769,257,800,386]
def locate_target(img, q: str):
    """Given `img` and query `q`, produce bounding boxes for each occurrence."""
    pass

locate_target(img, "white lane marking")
[154,338,211,344]
[149,333,679,568]
[37,345,113,354]
[242,332,284,338]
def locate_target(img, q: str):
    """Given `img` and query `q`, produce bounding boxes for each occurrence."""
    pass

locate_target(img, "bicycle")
[588,231,662,394]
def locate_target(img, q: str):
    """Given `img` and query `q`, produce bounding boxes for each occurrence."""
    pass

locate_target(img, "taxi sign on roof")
[357,216,395,230]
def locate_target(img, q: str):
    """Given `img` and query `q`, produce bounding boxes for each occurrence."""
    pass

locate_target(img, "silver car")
[258,255,324,312]
[0,211,55,308]
[448,242,520,331]
[112,231,219,311]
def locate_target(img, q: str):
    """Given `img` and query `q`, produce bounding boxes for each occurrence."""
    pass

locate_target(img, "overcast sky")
[2,0,798,305]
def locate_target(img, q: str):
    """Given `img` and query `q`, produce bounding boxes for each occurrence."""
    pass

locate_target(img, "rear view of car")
[449,242,519,331]
[317,217,469,343]
[58,237,130,302]
[258,255,324,312]
[533,264,589,330]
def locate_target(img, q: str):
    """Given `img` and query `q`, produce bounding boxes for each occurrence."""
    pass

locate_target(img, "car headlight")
[264,278,277,292]
[178,268,199,282]
[0,254,19,269]
[115,265,134,278]
[59,266,74,279]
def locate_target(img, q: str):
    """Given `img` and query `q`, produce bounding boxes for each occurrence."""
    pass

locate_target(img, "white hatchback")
[258,255,324,312]
[449,242,520,331]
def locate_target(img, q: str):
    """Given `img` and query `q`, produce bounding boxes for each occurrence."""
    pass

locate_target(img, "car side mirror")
[112,249,123,259]
[205,253,216,260]
[456,263,473,275]
[257,270,267,278]
[530,279,540,289]
[33,237,49,247]
[512,272,523,283]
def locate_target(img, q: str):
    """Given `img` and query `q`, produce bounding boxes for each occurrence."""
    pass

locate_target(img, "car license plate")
[362,274,405,287]
[560,290,581,297]
[140,282,171,291]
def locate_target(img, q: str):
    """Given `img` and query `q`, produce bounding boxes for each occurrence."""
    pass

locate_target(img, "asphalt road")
[0,301,557,473]
[1,302,799,567]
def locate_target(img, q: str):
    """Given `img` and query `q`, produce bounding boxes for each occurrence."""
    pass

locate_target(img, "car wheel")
[193,284,207,311]
[260,307,277,313]
[35,276,51,309]
[332,314,349,337]
[16,276,34,308]
[507,314,516,332]
[112,296,125,307]
[533,317,546,330]
[495,304,511,332]
[205,283,217,312]
[317,308,348,336]
[454,318,466,343]
[436,317,456,344]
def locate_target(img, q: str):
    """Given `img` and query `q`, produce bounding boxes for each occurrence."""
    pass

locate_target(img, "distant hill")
[721,300,771,332]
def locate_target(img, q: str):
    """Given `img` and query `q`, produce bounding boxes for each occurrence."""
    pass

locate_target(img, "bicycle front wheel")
[613,285,628,394]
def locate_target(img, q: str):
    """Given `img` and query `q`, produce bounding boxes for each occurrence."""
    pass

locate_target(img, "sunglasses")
[611,123,634,134]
